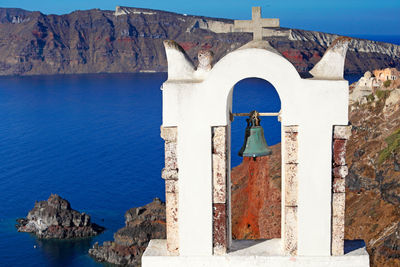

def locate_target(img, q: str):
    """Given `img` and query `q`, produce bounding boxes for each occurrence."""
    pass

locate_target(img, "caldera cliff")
[0,7,399,76]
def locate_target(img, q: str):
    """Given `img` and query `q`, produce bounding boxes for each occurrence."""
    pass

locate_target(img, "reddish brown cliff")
[231,144,281,240]
[344,82,400,266]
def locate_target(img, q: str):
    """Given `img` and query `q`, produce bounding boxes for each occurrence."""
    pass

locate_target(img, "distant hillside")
[0,7,399,76]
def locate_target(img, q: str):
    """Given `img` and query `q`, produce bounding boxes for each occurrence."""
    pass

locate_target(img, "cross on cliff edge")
[234,7,280,41]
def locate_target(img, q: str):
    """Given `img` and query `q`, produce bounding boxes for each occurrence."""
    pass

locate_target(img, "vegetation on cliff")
[378,128,400,165]
[345,76,400,266]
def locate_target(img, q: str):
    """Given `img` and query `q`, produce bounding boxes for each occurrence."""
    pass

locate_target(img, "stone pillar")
[161,126,179,255]
[283,126,299,255]
[331,125,351,256]
[212,126,228,255]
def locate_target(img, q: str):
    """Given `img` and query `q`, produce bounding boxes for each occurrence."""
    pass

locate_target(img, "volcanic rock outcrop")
[89,198,166,266]
[16,194,104,239]
[0,7,399,76]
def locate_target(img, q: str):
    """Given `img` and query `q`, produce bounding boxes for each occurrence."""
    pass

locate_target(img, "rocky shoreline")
[89,198,166,266]
[16,194,104,239]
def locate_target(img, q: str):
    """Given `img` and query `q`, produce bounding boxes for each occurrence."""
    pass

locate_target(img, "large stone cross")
[234,7,280,41]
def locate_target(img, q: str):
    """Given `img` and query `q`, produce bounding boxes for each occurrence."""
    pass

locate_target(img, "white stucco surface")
[142,37,370,267]
[143,239,370,267]
[309,37,350,80]
[160,42,349,257]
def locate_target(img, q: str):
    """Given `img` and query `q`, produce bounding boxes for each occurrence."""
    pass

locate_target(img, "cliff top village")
[350,67,400,105]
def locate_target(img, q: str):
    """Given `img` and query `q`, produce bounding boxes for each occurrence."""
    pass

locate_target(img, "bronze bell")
[238,111,272,158]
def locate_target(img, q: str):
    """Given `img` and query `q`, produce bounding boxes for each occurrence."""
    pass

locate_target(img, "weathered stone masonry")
[210,124,300,256]
[161,126,179,255]
[331,125,352,256]
[160,124,351,257]
[212,126,229,255]
[283,126,299,256]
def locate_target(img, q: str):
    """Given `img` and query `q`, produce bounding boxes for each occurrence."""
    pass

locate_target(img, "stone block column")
[212,126,228,255]
[331,125,351,256]
[161,126,179,255]
[283,126,299,256]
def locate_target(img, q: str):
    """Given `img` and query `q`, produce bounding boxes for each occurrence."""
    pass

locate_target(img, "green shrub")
[378,128,400,164]
[366,94,375,102]
[383,80,391,88]
[375,89,390,100]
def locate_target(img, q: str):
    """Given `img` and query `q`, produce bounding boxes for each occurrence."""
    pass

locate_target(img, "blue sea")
[0,70,364,267]
[349,34,400,46]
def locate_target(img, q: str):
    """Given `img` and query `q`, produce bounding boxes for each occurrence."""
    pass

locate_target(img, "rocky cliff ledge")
[0,7,399,76]
[16,194,104,238]
[345,72,400,267]
[89,198,165,266]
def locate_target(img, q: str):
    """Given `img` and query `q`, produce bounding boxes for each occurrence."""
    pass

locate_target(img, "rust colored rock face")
[179,42,198,51]
[231,144,281,240]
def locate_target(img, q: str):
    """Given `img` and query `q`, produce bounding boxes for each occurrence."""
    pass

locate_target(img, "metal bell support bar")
[232,112,280,117]
[230,110,281,122]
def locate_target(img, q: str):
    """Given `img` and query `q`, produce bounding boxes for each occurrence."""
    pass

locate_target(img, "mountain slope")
[0,7,399,76]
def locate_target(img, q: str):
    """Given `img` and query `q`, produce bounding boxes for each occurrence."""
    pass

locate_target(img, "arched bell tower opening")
[210,75,297,255]
[229,78,282,242]
[231,78,281,168]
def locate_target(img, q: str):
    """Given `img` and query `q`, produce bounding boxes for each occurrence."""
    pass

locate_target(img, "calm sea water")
[349,35,400,46]
[0,72,361,267]
[0,73,166,267]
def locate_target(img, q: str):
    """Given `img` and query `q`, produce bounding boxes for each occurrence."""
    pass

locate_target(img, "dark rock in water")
[89,198,166,266]
[16,194,104,239]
